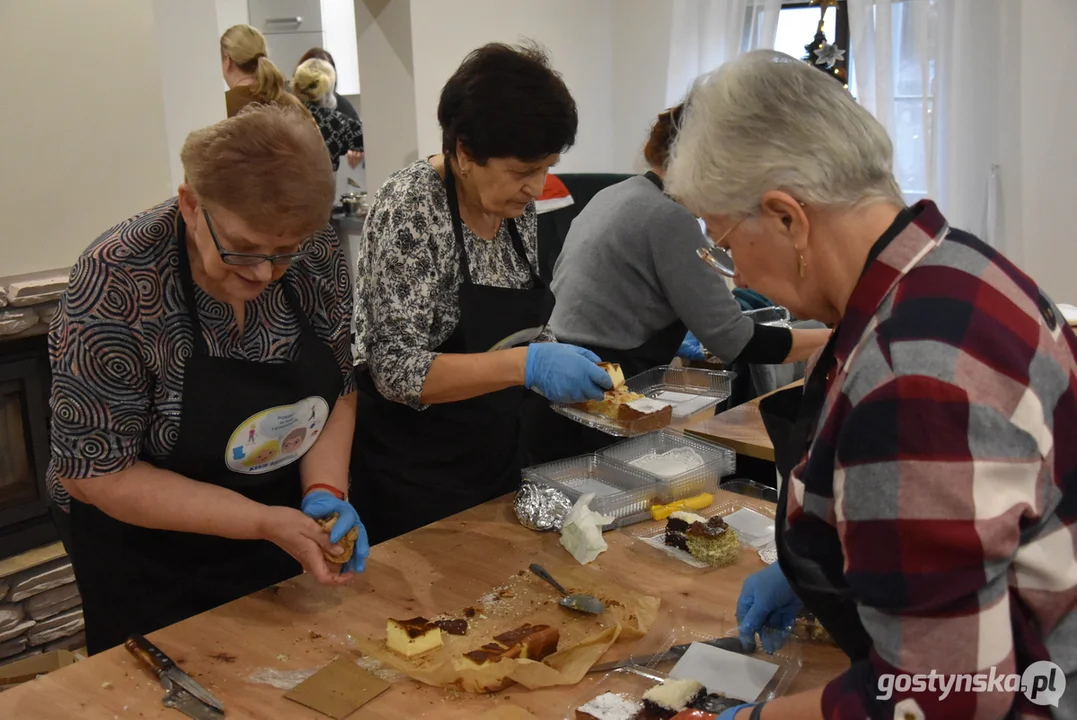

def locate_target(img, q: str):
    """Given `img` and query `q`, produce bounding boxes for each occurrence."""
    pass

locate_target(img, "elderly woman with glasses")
[48,105,369,655]
[668,52,1077,720]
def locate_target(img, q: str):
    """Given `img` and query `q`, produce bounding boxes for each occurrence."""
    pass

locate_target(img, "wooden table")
[0,491,847,719]
[683,380,805,462]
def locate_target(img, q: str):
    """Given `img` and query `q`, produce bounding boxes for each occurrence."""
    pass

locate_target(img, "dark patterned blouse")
[306,103,363,171]
[46,199,355,509]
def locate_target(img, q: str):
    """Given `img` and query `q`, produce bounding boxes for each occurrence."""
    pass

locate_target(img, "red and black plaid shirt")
[789,201,1077,719]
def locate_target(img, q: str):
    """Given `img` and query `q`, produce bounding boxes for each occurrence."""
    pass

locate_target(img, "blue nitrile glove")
[717,704,757,720]
[301,491,370,574]
[524,343,613,403]
[676,331,706,360]
[736,562,802,653]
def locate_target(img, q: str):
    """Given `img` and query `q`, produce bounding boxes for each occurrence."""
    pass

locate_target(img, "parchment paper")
[354,565,660,694]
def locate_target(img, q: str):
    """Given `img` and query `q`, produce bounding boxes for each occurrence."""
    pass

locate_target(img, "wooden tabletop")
[0,490,847,719]
[683,380,805,462]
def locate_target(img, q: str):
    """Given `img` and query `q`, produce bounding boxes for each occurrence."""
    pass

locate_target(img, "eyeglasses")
[697,217,744,279]
[202,208,311,266]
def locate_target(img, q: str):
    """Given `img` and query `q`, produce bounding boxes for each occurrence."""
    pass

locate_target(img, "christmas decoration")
[803,0,848,86]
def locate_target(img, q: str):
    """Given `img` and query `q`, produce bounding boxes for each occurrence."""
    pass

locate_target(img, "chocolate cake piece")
[641,679,707,719]
[493,623,560,660]
[434,618,469,635]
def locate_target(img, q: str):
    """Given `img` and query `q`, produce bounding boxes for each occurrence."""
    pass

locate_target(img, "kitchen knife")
[588,635,749,673]
[159,676,225,720]
[125,635,225,713]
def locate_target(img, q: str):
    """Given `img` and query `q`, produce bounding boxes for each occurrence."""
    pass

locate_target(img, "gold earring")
[798,254,806,278]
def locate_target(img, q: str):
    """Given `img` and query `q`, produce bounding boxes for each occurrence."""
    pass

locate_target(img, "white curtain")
[848,0,1020,256]
[665,0,783,107]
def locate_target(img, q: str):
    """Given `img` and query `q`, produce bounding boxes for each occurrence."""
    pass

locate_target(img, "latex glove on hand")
[676,331,707,361]
[301,490,370,574]
[716,705,757,720]
[525,343,613,403]
[736,562,802,653]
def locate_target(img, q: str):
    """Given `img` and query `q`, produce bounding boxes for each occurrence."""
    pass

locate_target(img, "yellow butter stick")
[650,492,714,521]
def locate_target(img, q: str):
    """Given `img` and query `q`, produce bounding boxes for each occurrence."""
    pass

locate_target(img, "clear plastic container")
[744,306,792,327]
[522,454,659,527]
[551,366,736,437]
[720,478,779,503]
[626,498,777,570]
[599,430,735,502]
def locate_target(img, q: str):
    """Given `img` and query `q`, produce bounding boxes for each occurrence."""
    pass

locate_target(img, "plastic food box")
[552,366,736,437]
[598,430,735,503]
[522,454,659,528]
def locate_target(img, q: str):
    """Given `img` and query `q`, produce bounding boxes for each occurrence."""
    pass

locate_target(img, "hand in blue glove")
[716,704,756,720]
[736,562,802,653]
[676,331,707,361]
[525,343,613,403]
[301,490,370,575]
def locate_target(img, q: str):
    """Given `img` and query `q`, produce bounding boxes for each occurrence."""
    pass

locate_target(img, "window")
[745,1,935,204]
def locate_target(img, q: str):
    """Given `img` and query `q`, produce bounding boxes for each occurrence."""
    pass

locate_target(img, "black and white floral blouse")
[306,103,363,171]
[352,160,552,410]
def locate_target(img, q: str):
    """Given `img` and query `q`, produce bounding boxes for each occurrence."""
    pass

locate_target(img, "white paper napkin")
[669,642,779,702]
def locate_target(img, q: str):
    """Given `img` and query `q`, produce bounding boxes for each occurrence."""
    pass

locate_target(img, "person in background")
[296,48,364,170]
[351,43,612,544]
[521,104,830,464]
[220,24,306,117]
[48,106,367,655]
[666,51,1077,719]
[292,58,364,173]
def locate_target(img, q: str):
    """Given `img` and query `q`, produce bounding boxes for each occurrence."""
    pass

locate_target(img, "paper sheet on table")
[353,565,660,694]
[669,642,778,702]
[653,391,715,418]
[723,508,775,547]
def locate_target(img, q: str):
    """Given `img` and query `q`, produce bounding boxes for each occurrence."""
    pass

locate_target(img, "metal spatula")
[529,564,605,614]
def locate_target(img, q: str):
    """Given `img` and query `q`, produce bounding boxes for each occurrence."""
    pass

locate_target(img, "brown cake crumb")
[434,619,469,636]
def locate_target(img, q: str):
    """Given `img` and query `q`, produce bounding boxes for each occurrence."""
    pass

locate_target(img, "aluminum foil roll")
[513,481,573,532]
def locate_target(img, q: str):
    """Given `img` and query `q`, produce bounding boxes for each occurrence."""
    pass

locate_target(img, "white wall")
[0,0,174,276]
[407,0,615,174]
[1018,0,1077,303]
[353,0,420,193]
[610,0,675,174]
[215,0,250,36]
[154,0,228,191]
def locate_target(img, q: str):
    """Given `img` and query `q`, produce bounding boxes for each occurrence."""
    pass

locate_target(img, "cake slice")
[315,513,359,564]
[641,679,707,719]
[575,691,642,720]
[493,623,560,660]
[664,512,740,567]
[386,617,443,658]
[598,362,626,390]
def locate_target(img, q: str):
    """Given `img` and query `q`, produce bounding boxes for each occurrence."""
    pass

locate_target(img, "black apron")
[758,349,872,663]
[67,219,343,654]
[520,172,688,465]
[350,161,553,545]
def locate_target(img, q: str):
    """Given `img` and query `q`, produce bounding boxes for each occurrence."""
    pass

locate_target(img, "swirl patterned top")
[47,198,355,509]
[352,159,552,411]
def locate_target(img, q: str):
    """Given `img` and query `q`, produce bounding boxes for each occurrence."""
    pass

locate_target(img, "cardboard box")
[0,650,84,689]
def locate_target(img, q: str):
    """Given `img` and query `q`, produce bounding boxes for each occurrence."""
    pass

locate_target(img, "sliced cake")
[386,617,443,658]
[664,511,739,567]
[461,623,560,669]
[641,679,707,719]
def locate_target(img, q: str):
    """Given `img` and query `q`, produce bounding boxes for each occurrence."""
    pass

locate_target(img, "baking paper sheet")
[353,566,660,694]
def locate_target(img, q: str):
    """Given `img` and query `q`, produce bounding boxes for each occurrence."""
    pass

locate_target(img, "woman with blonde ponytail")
[220,24,306,117]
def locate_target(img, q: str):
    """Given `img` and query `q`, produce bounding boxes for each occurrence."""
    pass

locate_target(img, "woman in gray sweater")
[522,104,829,463]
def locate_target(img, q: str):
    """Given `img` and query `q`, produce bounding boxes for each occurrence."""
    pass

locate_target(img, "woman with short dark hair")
[351,43,612,543]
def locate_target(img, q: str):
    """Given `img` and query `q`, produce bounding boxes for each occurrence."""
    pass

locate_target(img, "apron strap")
[443,156,540,288]
[175,214,210,357]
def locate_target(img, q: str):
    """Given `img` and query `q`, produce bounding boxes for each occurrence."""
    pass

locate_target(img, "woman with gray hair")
[293,58,364,171]
[668,51,1077,719]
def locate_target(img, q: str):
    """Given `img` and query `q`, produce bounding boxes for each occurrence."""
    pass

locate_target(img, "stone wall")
[0,557,84,664]
[0,271,69,340]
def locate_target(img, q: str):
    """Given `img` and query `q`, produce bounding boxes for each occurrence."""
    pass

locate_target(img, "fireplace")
[0,333,57,559]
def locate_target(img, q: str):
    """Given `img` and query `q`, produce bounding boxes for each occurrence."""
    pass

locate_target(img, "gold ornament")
[810,0,840,8]
[798,254,807,278]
